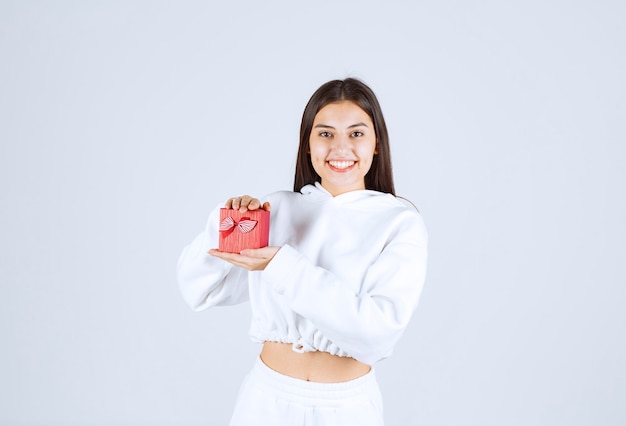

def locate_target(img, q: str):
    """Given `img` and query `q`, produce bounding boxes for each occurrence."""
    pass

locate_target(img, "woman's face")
[308,101,378,196]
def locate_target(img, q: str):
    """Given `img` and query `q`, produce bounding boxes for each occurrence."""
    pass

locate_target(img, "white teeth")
[328,160,355,169]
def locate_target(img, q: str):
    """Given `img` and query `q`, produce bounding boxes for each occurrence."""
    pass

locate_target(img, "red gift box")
[218,208,270,253]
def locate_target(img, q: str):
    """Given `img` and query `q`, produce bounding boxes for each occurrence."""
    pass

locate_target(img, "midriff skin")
[260,341,371,383]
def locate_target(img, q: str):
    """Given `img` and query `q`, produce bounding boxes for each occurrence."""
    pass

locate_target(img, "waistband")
[250,356,379,402]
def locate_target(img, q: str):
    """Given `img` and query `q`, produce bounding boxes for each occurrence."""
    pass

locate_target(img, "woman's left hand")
[208,246,281,271]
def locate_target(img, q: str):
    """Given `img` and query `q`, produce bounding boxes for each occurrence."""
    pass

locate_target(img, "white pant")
[229,357,384,426]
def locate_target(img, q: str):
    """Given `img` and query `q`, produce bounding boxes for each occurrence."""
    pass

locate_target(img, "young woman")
[177,78,428,425]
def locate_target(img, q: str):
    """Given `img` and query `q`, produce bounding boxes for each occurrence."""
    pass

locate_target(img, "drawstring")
[292,338,315,354]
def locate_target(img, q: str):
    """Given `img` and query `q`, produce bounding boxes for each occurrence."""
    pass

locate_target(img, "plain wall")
[1,1,624,425]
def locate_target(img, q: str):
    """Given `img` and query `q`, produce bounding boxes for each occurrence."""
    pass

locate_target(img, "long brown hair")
[293,78,395,195]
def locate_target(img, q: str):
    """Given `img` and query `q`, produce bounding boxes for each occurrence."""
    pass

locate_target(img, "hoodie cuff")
[263,244,303,294]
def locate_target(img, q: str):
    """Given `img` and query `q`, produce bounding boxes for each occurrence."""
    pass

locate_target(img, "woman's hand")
[225,195,270,213]
[209,246,280,271]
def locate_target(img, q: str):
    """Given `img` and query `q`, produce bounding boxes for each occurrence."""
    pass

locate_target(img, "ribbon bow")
[219,217,258,233]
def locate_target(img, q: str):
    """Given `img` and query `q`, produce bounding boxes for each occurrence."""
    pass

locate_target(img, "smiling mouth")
[328,160,356,170]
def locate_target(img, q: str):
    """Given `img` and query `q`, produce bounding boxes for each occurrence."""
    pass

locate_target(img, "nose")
[331,133,351,154]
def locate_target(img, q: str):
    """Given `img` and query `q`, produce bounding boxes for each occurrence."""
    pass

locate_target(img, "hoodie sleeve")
[177,204,249,310]
[261,210,427,365]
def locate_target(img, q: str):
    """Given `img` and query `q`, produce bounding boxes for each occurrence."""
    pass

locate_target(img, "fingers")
[239,246,279,258]
[224,195,262,212]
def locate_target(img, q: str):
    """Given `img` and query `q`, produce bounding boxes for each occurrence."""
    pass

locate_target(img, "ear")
[374,141,379,155]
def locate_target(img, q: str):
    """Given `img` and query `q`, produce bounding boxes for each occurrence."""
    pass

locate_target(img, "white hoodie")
[177,183,428,365]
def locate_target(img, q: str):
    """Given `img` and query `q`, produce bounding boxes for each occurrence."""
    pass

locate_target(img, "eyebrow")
[313,122,370,129]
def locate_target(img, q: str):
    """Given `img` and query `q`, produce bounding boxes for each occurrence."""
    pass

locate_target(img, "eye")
[351,131,364,137]
[319,131,332,138]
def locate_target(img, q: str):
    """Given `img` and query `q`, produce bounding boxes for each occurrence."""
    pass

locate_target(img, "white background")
[1,1,624,425]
